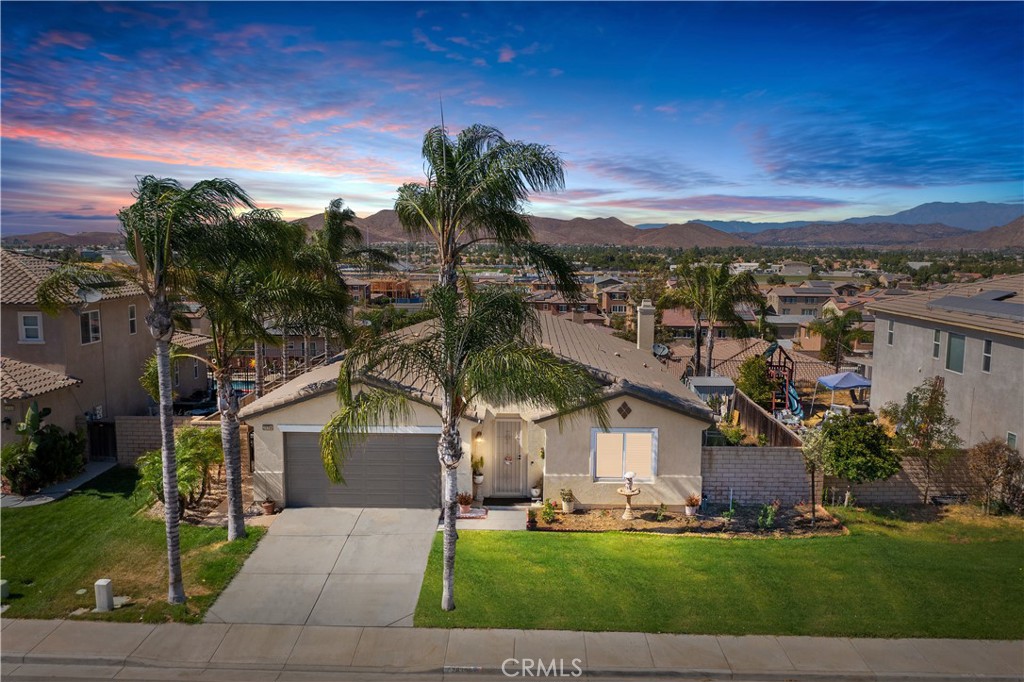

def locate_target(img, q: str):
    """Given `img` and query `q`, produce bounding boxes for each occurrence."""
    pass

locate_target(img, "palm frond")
[319,388,412,484]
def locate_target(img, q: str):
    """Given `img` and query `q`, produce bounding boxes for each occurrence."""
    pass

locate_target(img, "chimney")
[571,307,585,325]
[636,299,655,351]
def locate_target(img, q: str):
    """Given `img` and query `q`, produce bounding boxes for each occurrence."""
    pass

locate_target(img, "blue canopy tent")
[810,371,872,416]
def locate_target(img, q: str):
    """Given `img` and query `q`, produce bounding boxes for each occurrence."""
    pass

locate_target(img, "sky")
[1,1,1022,234]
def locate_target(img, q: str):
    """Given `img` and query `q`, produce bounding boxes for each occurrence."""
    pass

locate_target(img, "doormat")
[458,507,489,520]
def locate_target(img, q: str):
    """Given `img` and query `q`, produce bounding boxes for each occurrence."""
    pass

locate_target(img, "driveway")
[206,507,439,627]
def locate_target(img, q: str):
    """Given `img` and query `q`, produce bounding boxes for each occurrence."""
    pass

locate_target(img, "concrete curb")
[4,655,1022,682]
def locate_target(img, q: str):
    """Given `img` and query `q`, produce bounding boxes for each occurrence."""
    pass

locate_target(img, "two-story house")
[598,286,631,317]
[0,250,207,447]
[768,285,836,317]
[868,274,1024,449]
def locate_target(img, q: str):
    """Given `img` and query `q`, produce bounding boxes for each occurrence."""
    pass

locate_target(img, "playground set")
[762,342,804,419]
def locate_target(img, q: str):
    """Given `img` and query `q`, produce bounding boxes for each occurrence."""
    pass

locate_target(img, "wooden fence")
[734,389,803,447]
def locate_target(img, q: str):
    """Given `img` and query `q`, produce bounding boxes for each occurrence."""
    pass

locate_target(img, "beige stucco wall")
[1,390,83,449]
[540,396,708,508]
[3,296,154,422]
[243,384,475,507]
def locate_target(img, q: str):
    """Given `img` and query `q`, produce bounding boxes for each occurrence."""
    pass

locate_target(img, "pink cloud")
[413,28,445,53]
[467,96,507,108]
[654,103,678,115]
[36,30,92,50]
[498,46,516,63]
[472,57,488,67]
[584,194,849,214]
[448,36,472,47]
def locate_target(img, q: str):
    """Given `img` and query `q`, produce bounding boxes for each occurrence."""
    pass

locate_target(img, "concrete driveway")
[206,508,439,627]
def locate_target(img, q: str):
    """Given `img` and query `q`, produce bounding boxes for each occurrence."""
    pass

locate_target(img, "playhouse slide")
[787,384,804,419]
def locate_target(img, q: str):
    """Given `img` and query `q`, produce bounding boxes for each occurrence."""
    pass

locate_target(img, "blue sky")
[2,1,1022,234]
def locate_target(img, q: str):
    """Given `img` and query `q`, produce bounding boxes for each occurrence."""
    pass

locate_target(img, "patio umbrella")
[810,371,872,415]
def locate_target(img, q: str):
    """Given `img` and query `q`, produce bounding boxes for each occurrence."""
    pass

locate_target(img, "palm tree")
[808,308,871,372]
[394,124,577,296]
[321,286,608,611]
[663,264,763,376]
[39,175,254,603]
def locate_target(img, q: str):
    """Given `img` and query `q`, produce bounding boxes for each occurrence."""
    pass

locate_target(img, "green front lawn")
[0,466,264,622]
[415,507,1024,638]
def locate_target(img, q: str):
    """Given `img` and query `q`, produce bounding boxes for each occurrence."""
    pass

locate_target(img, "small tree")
[736,355,779,408]
[881,377,962,503]
[800,427,826,526]
[820,413,900,503]
[967,438,1021,514]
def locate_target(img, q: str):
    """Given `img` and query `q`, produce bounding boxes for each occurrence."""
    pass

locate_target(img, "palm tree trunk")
[438,406,462,612]
[154,334,186,603]
[303,334,310,370]
[692,324,702,375]
[282,337,290,382]
[254,341,265,398]
[216,371,247,540]
[322,330,330,359]
[705,328,715,377]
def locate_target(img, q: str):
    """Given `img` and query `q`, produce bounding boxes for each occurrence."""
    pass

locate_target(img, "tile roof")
[1,249,143,306]
[240,312,714,424]
[867,273,1024,339]
[1,357,81,400]
[173,331,214,350]
[669,337,835,386]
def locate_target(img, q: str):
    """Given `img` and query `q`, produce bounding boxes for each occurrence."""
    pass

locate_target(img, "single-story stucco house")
[239,305,715,510]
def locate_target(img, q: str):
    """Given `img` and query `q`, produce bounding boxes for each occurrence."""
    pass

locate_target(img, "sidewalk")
[0,461,116,509]
[1,619,1021,681]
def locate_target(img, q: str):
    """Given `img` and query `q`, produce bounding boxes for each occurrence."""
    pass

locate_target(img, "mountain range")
[4,202,1020,251]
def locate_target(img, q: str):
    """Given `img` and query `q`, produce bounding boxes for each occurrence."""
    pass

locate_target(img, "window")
[592,428,657,481]
[128,304,137,335]
[982,339,992,373]
[558,304,568,313]
[18,312,43,343]
[932,330,941,359]
[945,333,965,374]
[310,342,317,354]
[611,305,627,314]
[1008,432,1018,450]
[886,319,894,345]
[716,328,728,339]
[781,308,791,315]
[801,308,815,316]
[80,310,101,344]
[193,359,200,379]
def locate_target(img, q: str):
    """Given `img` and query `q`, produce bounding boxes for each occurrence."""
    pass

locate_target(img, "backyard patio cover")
[816,371,872,390]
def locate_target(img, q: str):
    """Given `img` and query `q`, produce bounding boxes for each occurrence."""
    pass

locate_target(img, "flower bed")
[533,503,846,537]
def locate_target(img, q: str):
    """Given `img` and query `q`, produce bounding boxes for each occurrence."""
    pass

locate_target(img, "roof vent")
[613,352,621,357]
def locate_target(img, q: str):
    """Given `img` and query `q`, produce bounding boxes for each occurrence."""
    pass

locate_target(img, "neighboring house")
[1,357,83,447]
[239,308,715,510]
[766,314,816,341]
[868,274,1024,449]
[877,272,912,289]
[598,286,631,316]
[526,291,600,316]
[0,250,153,446]
[369,278,414,301]
[780,261,812,277]
[803,280,861,297]
[767,286,836,317]
[345,278,371,305]
[591,276,627,296]
[170,331,214,400]
[795,316,874,356]
[661,306,757,340]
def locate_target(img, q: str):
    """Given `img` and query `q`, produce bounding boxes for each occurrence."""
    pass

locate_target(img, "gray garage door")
[284,432,441,508]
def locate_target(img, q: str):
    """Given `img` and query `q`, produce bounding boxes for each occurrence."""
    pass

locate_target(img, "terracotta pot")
[459,504,471,514]
[262,501,276,515]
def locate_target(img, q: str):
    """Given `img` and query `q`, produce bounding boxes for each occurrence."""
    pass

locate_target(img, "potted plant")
[684,493,701,517]
[457,491,474,514]
[526,508,538,530]
[471,455,484,485]
[261,498,276,515]
[530,479,542,498]
[560,488,575,513]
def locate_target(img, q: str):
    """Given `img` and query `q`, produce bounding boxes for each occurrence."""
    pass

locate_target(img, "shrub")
[719,422,745,446]
[757,500,780,530]
[685,493,701,507]
[820,413,900,485]
[967,438,1022,514]
[541,501,557,524]
[136,426,222,518]
[736,355,779,408]
[0,402,84,495]
[655,503,668,521]
[559,488,574,503]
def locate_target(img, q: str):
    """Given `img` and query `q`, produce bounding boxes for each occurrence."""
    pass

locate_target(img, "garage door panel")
[285,432,440,508]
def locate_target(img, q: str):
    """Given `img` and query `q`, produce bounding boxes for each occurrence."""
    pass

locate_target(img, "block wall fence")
[700,446,971,506]
[113,415,251,472]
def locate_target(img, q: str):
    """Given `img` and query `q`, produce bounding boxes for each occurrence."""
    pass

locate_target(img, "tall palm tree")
[808,308,871,371]
[662,264,763,376]
[38,175,254,603]
[394,124,577,296]
[321,286,608,611]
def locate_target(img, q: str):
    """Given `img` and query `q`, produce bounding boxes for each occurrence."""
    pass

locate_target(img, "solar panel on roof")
[926,295,1024,322]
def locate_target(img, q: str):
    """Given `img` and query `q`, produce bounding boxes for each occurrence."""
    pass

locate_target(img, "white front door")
[492,419,527,496]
